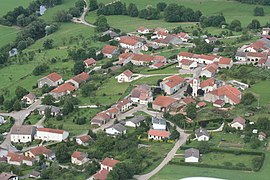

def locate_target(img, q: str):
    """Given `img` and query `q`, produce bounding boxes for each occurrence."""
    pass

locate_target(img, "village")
[0,22,269,180]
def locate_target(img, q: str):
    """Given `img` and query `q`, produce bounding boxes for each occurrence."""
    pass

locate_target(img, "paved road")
[134,108,189,180]
[0,99,41,150]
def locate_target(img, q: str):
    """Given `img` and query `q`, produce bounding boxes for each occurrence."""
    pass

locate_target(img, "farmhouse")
[200,63,219,78]
[119,37,143,50]
[230,117,246,130]
[25,146,55,161]
[91,111,111,126]
[149,62,165,69]
[49,83,76,99]
[21,93,36,105]
[66,72,89,89]
[125,116,145,128]
[37,105,61,116]
[179,59,198,70]
[130,84,153,105]
[160,75,185,95]
[38,72,63,88]
[152,117,166,130]
[101,45,119,58]
[100,157,119,171]
[176,32,190,42]
[35,128,69,142]
[76,135,92,146]
[218,57,233,69]
[137,27,150,34]
[199,78,217,93]
[7,152,35,166]
[71,151,89,166]
[117,69,133,83]
[178,52,220,65]
[10,125,36,143]
[105,123,127,136]
[152,96,177,112]
[148,129,170,140]
[195,128,210,141]
[185,148,200,163]
[131,54,154,66]
[0,172,18,180]
[114,98,132,112]
[84,58,96,68]
[204,85,242,105]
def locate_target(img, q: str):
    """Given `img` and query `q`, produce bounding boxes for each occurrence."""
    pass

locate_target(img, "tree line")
[235,0,270,5]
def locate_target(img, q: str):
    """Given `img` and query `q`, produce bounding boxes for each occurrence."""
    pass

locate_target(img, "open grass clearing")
[250,81,270,106]
[0,0,32,17]
[0,25,20,48]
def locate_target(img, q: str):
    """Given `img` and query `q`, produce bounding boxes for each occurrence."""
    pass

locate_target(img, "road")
[134,108,189,180]
[0,99,41,151]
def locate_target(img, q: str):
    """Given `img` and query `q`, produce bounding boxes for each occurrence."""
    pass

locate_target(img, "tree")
[73,61,85,75]
[43,39,54,49]
[197,141,210,154]
[54,10,72,22]
[254,7,264,16]
[4,100,13,111]
[94,15,109,32]
[247,19,261,30]
[55,143,70,163]
[229,19,242,32]
[242,92,256,105]
[170,126,180,140]
[15,86,28,99]
[42,95,55,105]
[186,84,193,96]
[13,100,21,111]
[186,103,197,119]
[62,98,74,115]
[197,89,205,96]
[127,3,139,17]
[156,2,167,11]
[32,64,49,76]
[0,95,4,105]
[89,0,98,11]
[44,107,52,118]
[81,83,96,96]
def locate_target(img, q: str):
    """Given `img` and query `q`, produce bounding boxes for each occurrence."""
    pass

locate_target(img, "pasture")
[0,25,19,48]
[0,0,32,17]
[250,81,270,105]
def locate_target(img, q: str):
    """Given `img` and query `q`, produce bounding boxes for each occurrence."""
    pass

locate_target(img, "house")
[0,147,8,158]
[66,72,89,88]
[130,54,154,66]
[204,85,242,105]
[35,128,69,142]
[200,63,219,78]
[93,169,109,180]
[137,27,150,34]
[181,97,195,105]
[37,105,61,116]
[179,59,198,70]
[153,55,167,63]
[230,117,246,130]
[119,37,143,50]
[105,123,127,136]
[8,48,18,57]
[101,45,119,58]
[149,62,165,69]
[178,52,220,65]
[196,102,207,108]
[76,135,92,146]
[205,37,217,44]
[117,53,134,65]
[148,129,170,140]
[91,111,111,126]
[142,43,160,51]
[0,172,18,180]
[246,52,267,65]
[29,171,41,179]
[10,125,36,143]
[7,152,35,166]
[71,151,89,165]
[84,58,96,68]
[195,128,209,141]
[152,96,177,112]
[262,27,270,35]
[160,75,185,95]
[199,78,217,93]
[258,132,267,141]
[117,70,133,83]
[21,93,36,105]
[106,107,120,119]
[130,84,153,105]
[0,115,5,125]
[38,72,63,88]
[159,35,182,46]
[218,57,233,69]
[114,98,132,112]
[213,99,225,108]
[25,146,55,161]
[125,116,145,128]
[176,32,190,42]
[49,83,76,99]
[152,117,166,130]
[100,157,119,171]
[185,148,199,163]
[102,30,119,38]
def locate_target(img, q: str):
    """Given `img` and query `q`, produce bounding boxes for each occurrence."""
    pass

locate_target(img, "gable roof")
[70,72,89,84]
[107,123,126,132]
[77,135,91,143]
[0,172,18,180]
[178,52,194,58]
[37,128,65,134]
[200,78,215,88]
[43,72,62,82]
[185,148,199,158]
[11,125,34,135]
[153,96,177,108]
[162,75,185,88]
[202,63,219,74]
[119,37,140,46]
[126,116,145,124]
[231,117,246,126]
[209,85,241,104]
[182,97,195,105]
[122,70,133,77]
[195,128,209,137]
[219,57,232,65]
[152,117,166,125]
[101,157,119,167]
[7,152,34,163]
[29,146,53,156]
[84,58,96,65]
[101,45,118,54]
[71,151,87,161]
[94,169,109,180]
[180,59,195,66]
[51,83,76,93]
[148,129,170,138]
[23,93,36,101]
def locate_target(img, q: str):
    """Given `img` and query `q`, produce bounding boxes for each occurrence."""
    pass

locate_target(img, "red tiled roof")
[101,157,119,167]
[163,75,185,88]
[246,52,266,58]
[8,152,34,162]
[200,78,215,88]
[37,128,65,134]
[84,58,96,66]
[213,99,225,106]
[180,59,194,66]
[119,37,140,46]
[148,129,170,138]
[210,85,241,104]
[94,169,109,180]
[71,72,89,84]
[29,146,52,156]
[182,97,195,105]
[178,52,194,58]
[219,57,232,65]
[45,72,62,82]
[258,58,267,65]
[78,135,91,143]
[71,151,87,161]
[153,55,166,62]
[197,102,207,107]
[231,117,246,126]
[51,83,76,93]
[198,54,217,61]
[177,32,188,38]
[102,45,117,54]
[137,26,147,31]
[203,63,219,74]
[119,53,133,60]
[122,70,133,77]
[153,96,177,108]
[140,54,154,62]
[152,62,164,68]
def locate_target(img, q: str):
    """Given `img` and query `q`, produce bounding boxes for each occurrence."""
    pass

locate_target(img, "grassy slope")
[0,0,32,17]
[0,25,19,48]
[250,81,270,105]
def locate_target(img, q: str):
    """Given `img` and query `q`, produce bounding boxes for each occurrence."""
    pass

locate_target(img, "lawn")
[24,113,43,125]
[141,64,178,75]
[0,0,32,17]
[250,81,270,105]
[0,25,19,48]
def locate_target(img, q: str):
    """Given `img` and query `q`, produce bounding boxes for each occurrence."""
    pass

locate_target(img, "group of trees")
[236,0,270,6]
[0,0,63,26]
[32,64,50,76]
[254,7,264,16]
[200,14,226,28]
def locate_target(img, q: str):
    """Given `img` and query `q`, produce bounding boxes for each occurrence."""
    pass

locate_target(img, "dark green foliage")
[247,19,261,30]
[186,103,197,119]
[242,92,256,105]
[32,64,50,76]
[43,39,54,49]
[94,15,110,32]
[73,61,85,75]
[254,7,264,16]
[200,14,226,28]
[156,2,167,11]
[15,86,28,99]
[139,7,160,20]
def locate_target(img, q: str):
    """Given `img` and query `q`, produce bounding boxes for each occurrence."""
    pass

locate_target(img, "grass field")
[0,0,32,17]
[0,25,19,48]
[250,81,270,105]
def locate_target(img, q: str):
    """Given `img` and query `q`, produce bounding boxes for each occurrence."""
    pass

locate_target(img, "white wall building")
[10,125,35,143]
[35,128,69,142]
